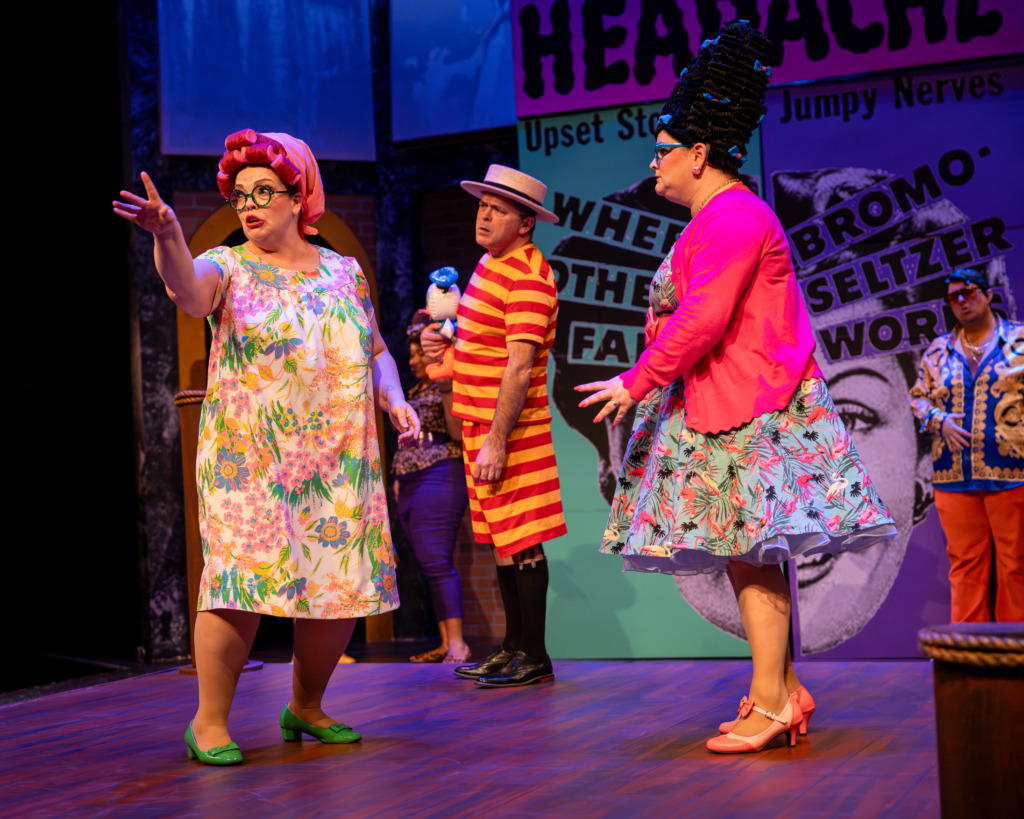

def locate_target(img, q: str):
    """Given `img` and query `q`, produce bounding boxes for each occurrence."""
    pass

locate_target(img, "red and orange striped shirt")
[452,244,558,425]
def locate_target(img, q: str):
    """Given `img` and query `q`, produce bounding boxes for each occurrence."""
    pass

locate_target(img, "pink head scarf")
[217,130,325,236]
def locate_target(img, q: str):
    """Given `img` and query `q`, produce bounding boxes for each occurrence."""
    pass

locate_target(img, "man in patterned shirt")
[909,268,1023,622]
[422,165,567,687]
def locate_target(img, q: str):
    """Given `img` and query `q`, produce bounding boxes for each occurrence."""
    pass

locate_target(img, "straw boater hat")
[460,164,560,224]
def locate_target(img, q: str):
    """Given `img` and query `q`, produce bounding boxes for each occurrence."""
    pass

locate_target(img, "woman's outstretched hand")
[575,376,635,426]
[389,400,421,445]
[113,172,180,237]
[112,171,220,316]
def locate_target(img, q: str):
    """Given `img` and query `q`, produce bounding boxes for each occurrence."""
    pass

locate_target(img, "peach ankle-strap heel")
[718,685,815,735]
[707,692,803,754]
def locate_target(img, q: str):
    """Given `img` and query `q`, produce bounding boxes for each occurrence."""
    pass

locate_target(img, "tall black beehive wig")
[658,20,774,174]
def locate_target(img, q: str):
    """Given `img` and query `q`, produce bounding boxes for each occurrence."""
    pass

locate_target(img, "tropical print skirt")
[601,378,897,575]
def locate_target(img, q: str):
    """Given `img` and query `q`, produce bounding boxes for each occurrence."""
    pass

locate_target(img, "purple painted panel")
[762,60,1023,657]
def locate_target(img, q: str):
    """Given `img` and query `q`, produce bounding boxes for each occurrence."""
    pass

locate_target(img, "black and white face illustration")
[674,346,929,652]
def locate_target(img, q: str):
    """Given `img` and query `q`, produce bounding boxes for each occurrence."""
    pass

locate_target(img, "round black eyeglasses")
[228,185,292,211]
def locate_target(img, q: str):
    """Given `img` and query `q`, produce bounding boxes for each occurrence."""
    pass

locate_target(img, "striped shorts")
[461,420,567,557]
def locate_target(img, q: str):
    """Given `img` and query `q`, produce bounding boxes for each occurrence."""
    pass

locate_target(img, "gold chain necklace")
[695,177,739,215]
[961,328,994,359]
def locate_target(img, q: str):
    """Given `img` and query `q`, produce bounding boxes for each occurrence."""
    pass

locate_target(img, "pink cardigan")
[620,185,819,434]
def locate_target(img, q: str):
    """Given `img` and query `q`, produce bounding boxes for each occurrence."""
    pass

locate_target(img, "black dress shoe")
[474,651,554,688]
[452,648,513,680]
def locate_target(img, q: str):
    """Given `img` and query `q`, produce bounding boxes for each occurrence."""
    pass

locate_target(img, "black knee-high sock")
[514,560,549,659]
[496,565,522,653]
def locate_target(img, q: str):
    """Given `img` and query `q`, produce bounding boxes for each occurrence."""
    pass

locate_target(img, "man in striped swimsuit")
[423,165,567,687]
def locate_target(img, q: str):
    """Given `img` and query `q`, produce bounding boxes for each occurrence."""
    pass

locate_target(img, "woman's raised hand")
[575,375,636,426]
[113,172,180,237]
[112,171,220,316]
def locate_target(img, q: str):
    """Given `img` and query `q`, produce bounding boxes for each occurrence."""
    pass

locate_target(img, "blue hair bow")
[703,92,731,104]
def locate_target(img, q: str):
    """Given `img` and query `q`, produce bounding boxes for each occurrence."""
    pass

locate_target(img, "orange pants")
[934,486,1024,622]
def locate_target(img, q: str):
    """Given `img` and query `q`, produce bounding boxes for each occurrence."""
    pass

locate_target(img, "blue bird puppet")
[425,266,460,380]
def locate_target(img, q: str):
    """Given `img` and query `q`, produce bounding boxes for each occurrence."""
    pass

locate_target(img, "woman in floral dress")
[115,130,419,765]
[577,23,897,754]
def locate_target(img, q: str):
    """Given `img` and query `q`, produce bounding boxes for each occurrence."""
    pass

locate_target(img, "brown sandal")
[410,647,447,663]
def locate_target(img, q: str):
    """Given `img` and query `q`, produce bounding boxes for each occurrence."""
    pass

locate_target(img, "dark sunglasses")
[945,284,982,305]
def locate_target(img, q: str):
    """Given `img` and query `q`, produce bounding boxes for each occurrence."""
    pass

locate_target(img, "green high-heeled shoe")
[184,722,243,765]
[279,706,362,744]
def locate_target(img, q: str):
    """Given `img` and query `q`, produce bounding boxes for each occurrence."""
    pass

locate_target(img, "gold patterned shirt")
[909,318,1023,491]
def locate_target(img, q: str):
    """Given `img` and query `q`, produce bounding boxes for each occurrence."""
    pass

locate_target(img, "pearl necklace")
[695,177,739,215]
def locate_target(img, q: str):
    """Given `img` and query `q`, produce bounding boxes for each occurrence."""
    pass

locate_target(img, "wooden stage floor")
[1,660,940,818]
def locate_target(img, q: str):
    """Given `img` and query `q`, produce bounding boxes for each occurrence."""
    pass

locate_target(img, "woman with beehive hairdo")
[659,19,775,174]
[577,21,898,754]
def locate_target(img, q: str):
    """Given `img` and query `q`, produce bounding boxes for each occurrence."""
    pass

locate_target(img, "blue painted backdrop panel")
[390,0,516,141]
[159,0,375,160]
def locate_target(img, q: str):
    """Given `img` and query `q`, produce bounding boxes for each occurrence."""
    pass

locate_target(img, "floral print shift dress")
[194,246,398,618]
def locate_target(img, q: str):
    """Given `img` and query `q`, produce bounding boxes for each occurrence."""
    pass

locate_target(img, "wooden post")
[919,623,1024,817]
